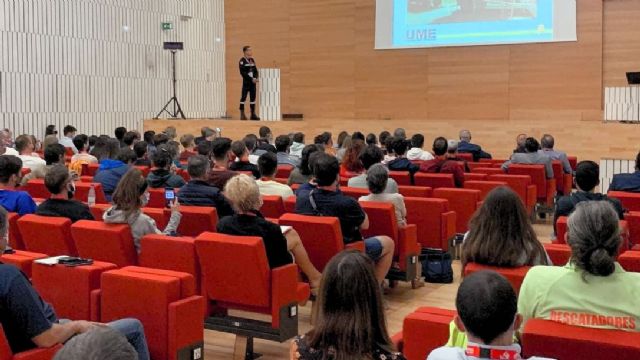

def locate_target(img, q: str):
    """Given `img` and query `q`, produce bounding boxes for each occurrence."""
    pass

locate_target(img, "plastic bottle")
[88,184,96,206]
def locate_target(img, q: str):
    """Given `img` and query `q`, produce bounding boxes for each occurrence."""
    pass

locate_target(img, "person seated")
[207,138,238,190]
[229,140,260,179]
[348,145,399,193]
[519,201,640,332]
[36,165,94,223]
[457,130,492,162]
[341,136,366,176]
[58,125,78,154]
[609,151,640,192]
[71,134,98,165]
[243,135,261,165]
[94,144,136,202]
[163,126,177,141]
[366,133,377,147]
[256,152,294,199]
[0,130,18,156]
[382,136,396,164]
[104,168,181,253]
[21,144,66,186]
[53,326,138,360]
[133,141,151,166]
[463,187,550,269]
[554,161,624,229]
[407,134,434,161]
[146,146,186,189]
[15,134,46,170]
[290,132,305,158]
[122,131,139,150]
[0,156,36,215]
[502,137,554,179]
[179,134,197,161]
[379,131,391,154]
[218,174,322,289]
[420,137,465,188]
[539,134,571,174]
[393,127,407,140]
[288,144,324,186]
[255,126,276,154]
[359,164,407,227]
[115,126,127,148]
[194,127,214,146]
[336,136,352,163]
[429,271,552,360]
[446,140,471,172]
[0,206,150,359]
[295,153,395,284]
[387,138,419,184]
[290,250,405,360]
[313,131,336,157]
[177,155,233,217]
[514,133,527,153]
[275,135,300,167]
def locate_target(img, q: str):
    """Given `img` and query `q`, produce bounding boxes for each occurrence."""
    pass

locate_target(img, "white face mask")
[141,192,150,206]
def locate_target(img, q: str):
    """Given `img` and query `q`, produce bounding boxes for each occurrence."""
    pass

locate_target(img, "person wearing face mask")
[36,165,94,223]
[103,168,181,253]
[0,155,36,215]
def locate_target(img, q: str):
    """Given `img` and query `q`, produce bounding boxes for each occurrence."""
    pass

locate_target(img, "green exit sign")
[162,22,173,30]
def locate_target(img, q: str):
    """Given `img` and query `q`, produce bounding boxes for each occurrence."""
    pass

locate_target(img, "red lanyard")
[465,345,520,360]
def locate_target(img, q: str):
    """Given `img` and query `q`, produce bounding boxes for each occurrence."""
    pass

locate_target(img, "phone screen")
[165,189,175,207]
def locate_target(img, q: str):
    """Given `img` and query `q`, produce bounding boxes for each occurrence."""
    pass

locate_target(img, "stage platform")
[143,118,638,161]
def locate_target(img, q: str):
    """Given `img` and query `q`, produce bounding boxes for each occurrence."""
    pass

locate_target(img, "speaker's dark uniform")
[239,57,260,120]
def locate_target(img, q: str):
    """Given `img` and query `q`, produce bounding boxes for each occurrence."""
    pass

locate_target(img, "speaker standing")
[239,46,261,121]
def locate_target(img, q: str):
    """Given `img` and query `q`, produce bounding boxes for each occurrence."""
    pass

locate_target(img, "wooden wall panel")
[603,0,640,87]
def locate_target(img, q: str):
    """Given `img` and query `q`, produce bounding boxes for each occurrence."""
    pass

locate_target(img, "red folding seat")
[464,173,487,181]
[464,263,530,294]
[71,220,137,267]
[176,168,190,183]
[507,164,556,206]
[89,204,168,229]
[464,180,507,200]
[479,159,508,165]
[163,206,217,237]
[94,267,204,360]
[73,182,108,204]
[414,173,455,189]
[543,243,571,266]
[522,319,640,360]
[79,175,93,183]
[89,203,111,220]
[20,168,31,176]
[567,156,577,171]
[0,325,61,360]
[389,171,412,186]
[32,260,117,321]
[488,174,537,214]
[134,166,150,177]
[396,307,456,360]
[618,251,640,272]
[340,186,369,200]
[398,185,431,198]
[195,232,309,358]
[260,195,286,218]
[471,167,505,175]
[279,213,364,271]
[18,215,76,256]
[432,188,481,234]
[86,163,100,176]
[276,165,294,179]
[456,153,473,162]
[139,235,202,294]
[0,250,48,278]
[359,201,421,286]
[624,211,640,250]
[8,212,24,250]
[23,179,50,199]
[467,162,489,171]
[552,161,573,196]
[609,191,640,212]
[556,216,630,251]
[404,197,456,251]
[147,188,170,208]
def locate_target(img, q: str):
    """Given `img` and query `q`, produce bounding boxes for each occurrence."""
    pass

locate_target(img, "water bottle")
[88,184,96,206]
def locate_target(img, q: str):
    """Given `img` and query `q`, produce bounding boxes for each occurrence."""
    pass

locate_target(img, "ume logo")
[406,29,436,41]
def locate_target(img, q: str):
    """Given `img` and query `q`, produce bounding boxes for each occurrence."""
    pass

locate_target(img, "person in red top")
[419,137,465,187]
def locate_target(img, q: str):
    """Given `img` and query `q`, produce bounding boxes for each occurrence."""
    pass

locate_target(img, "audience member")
[0,130,18,156]
[290,250,404,360]
[446,140,471,172]
[608,151,640,192]
[177,155,234,217]
[393,128,406,140]
[341,138,366,174]
[458,130,492,161]
[164,126,177,140]
[71,135,98,165]
[514,133,527,153]
[314,131,336,156]
[387,138,419,183]
[0,156,36,215]
[407,134,434,161]
[36,165,94,223]
[275,135,300,167]
[146,146,186,189]
[256,152,294,198]
[290,132,305,158]
[142,131,156,154]
[366,133,377,147]
[208,137,238,189]
[420,137,465,187]
[45,124,57,137]
[502,137,554,179]
[179,134,197,161]
[58,125,78,154]
[104,168,181,253]
[348,145,399,193]
[359,164,407,227]
[21,144,66,186]
[519,201,640,332]
[336,136,352,163]
[43,135,59,152]
[256,126,276,154]
[539,134,571,174]
[379,131,391,153]
[52,326,138,360]
[94,141,135,201]
[243,135,260,164]
[194,127,213,145]
[336,131,349,150]
[295,153,394,283]
[229,140,260,178]
[152,133,169,148]
[115,127,127,147]
[122,131,139,150]
[288,144,324,186]
[218,174,321,288]
[133,141,151,166]
[15,134,46,170]
[382,136,396,164]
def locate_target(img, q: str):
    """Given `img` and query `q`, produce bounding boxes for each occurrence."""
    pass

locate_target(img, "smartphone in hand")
[165,188,176,208]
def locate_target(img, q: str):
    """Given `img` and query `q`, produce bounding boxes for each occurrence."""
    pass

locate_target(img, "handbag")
[421,248,453,284]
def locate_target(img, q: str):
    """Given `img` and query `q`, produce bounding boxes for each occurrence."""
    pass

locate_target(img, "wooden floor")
[203,222,554,359]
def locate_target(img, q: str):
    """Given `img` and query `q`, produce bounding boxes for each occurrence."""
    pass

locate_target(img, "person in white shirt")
[58,125,78,154]
[407,133,434,161]
[0,130,18,156]
[15,134,46,170]
[359,164,406,227]
[256,152,294,199]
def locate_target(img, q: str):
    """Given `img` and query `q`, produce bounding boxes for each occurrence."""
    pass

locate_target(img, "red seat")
[90,204,169,229]
[556,216,630,251]
[619,251,640,272]
[95,267,204,360]
[432,188,481,233]
[32,261,117,320]
[0,325,61,360]
[17,215,76,256]
[139,235,202,294]
[543,243,571,266]
[86,163,100,177]
[552,161,573,196]
[134,166,151,177]
[395,307,456,360]
[284,196,296,213]
[456,153,473,162]
[398,186,432,198]
[467,162,489,171]
[279,214,364,272]
[8,213,24,250]
[464,262,530,294]
[360,201,420,285]
[479,159,508,165]
[20,168,31,177]
[389,171,412,186]
[464,181,507,200]
[471,167,505,175]
[164,206,217,237]
[195,232,308,358]
[73,182,108,204]
[487,174,537,214]
[276,165,294,179]
[0,250,48,278]
[507,164,556,206]
[71,220,137,267]
[568,156,578,171]
[147,188,171,208]
[464,173,487,181]
[624,211,640,250]
[609,191,640,212]
[414,173,455,189]
[176,168,190,183]
[79,175,93,183]
[261,195,286,219]
[23,179,50,199]
[404,197,456,251]
[522,319,640,360]
[340,186,369,200]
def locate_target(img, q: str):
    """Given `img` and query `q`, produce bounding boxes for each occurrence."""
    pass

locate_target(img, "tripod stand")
[155,50,186,119]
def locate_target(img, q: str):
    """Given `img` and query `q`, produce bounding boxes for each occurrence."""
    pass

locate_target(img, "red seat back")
[609,191,640,213]
[404,197,456,250]
[8,212,24,250]
[340,186,370,200]
[568,156,577,171]
[71,220,137,267]
[487,174,536,211]
[414,173,455,189]
[398,186,432,198]
[464,262,530,294]
[507,164,549,200]
[18,215,76,256]
[147,188,170,208]
[165,206,217,237]
[87,163,100,176]
[464,181,507,200]
[619,251,640,272]
[139,235,201,293]
[134,166,150,177]
[389,171,412,186]
[543,243,571,266]
[359,201,399,241]
[284,195,297,213]
[432,188,481,233]
[555,216,569,245]
[625,211,640,250]
[23,179,50,199]
[402,307,456,360]
[551,161,565,194]
[276,165,294,179]
[471,167,505,175]
[279,214,344,271]
[456,153,473,162]
[557,216,630,251]
[464,173,488,182]
[74,182,108,204]
[261,195,286,219]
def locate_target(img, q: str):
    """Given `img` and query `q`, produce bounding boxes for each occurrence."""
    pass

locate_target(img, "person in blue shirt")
[387,138,419,185]
[0,155,36,215]
[93,139,136,201]
[609,151,640,193]
[457,130,492,162]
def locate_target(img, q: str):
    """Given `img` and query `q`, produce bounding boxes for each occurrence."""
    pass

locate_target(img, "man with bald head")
[457,130,491,162]
[514,133,527,154]
[539,134,571,174]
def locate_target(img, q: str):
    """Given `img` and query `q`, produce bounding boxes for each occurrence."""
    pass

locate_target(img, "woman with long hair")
[341,139,365,175]
[288,144,324,186]
[290,250,404,360]
[103,168,181,253]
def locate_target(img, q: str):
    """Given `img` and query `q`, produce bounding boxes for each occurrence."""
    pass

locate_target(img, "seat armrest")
[345,241,365,252]
[526,185,537,211]
[398,225,420,264]
[90,289,101,322]
[271,264,301,328]
[391,331,404,353]
[545,179,557,205]
[441,211,457,250]
[562,173,573,195]
[168,295,205,360]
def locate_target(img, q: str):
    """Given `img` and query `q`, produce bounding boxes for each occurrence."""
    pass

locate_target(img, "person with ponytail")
[518,201,640,332]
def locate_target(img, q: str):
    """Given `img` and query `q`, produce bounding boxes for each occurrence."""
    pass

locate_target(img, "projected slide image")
[407,0,537,24]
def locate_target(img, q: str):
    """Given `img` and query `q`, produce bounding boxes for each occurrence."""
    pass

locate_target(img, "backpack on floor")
[421,248,453,284]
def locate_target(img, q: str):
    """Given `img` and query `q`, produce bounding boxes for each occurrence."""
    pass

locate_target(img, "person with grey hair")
[177,155,234,217]
[393,128,406,140]
[457,130,492,162]
[445,139,470,172]
[518,201,640,333]
[358,164,407,227]
[539,134,572,174]
[53,326,137,360]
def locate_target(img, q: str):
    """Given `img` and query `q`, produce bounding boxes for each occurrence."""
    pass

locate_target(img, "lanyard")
[465,345,520,360]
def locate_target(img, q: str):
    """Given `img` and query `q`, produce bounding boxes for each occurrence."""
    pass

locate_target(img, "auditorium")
[2,0,640,359]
